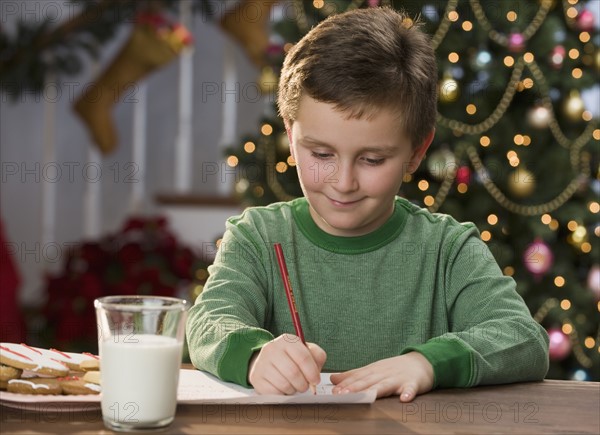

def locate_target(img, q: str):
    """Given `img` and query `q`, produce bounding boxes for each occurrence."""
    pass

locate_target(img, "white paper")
[0,369,376,408]
[177,369,377,404]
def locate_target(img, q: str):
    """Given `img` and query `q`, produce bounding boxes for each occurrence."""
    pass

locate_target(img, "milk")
[100,334,183,425]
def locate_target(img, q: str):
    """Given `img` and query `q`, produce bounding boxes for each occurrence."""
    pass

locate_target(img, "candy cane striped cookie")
[29,347,99,372]
[0,343,69,377]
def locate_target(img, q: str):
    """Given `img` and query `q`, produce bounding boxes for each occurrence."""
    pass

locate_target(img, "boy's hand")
[330,352,434,402]
[248,333,327,395]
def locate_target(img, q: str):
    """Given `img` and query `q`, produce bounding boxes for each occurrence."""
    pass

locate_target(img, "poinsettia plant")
[43,216,210,351]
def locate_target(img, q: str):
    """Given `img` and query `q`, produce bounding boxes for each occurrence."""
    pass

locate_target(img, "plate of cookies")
[0,343,101,410]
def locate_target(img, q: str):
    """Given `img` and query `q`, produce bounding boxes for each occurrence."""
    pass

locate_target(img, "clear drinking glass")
[95,295,188,432]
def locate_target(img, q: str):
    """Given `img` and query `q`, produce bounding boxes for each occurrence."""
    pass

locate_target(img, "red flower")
[118,242,144,266]
[172,248,194,279]
[43,215,209,351]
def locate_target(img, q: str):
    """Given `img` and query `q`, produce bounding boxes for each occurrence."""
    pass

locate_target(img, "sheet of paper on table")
[0,369,376,409]
[177,369,376,404]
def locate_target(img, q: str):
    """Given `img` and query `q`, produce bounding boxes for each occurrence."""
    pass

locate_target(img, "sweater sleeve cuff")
[401,338,473,388]
[217,329,274,387]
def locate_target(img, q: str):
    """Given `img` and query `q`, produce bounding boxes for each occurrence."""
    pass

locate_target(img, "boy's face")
[287,96,432,237]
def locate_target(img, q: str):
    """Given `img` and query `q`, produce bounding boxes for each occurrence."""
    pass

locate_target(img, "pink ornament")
[576,9,595,32]
[549,45,566,69]
[548,328,572,361]
[508,32,525,52]
[367,0,380,7]
[456,166,471,184]
[523,239,554,276]
[588,264,600,300]
[266,43,284,56]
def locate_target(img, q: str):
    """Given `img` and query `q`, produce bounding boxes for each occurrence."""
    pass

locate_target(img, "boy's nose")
[332,162,358,193]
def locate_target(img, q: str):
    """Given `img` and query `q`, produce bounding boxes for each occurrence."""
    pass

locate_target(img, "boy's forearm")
[403,317,549,389]
[186,301,273,387]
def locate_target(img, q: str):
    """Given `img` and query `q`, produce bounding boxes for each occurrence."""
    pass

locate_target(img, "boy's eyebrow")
[299,136,401,155]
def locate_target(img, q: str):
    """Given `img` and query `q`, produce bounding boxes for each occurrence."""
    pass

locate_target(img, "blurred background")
[0,0,598,381]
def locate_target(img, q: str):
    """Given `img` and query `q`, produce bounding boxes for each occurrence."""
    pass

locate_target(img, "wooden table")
[1,379,598,434]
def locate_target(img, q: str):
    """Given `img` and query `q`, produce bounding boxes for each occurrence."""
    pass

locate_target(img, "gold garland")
[437,58,526,134]
[431,0,458,49]
[469,0,552,45]
[527,60,597,150]
[562,0,578,29]
[533,298,595,369]
[465,144,590,216]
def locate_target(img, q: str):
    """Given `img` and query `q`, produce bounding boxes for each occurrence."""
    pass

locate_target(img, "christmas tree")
[227,0,600,381]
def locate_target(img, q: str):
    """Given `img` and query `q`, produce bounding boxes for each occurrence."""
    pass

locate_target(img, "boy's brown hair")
[277,7,437,149]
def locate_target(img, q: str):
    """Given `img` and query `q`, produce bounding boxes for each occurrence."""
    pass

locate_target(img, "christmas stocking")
[220,0,278,67]
[74,13,192,155]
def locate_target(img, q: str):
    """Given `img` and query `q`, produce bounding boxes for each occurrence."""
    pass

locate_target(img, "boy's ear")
[407,129,435,174]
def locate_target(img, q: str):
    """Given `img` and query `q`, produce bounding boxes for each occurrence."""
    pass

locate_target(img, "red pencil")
[273,243,317,394]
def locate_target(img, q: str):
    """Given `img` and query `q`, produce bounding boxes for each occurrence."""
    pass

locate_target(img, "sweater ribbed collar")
[291,197,407,254]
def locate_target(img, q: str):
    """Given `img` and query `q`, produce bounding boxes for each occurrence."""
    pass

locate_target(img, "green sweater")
[186,197,549,388]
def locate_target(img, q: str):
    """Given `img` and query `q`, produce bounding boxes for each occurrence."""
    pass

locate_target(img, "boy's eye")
[311,151,333,159]
[363,157,385,166]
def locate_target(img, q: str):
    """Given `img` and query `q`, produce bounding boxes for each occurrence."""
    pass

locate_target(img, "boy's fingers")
[330,371,353,385]
[399,384,417,402]
[270,364,299,395]
[276,360,310,393]
[307,342,327,368]
[286,342,321,385]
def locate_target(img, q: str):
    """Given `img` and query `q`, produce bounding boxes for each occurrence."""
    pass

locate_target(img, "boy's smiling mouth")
[327,196,364,207]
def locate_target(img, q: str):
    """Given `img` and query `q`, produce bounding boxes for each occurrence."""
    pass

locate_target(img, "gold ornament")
[234,178,250,197]
[259,66,278,94]
[527,105,551,129]
[427,149,457,181]
[439,73,460,103]
[277,132,290,153]
[594,49,600,72]
[562,90,585,122]
[568,225,588,248]
[508,167,536,198]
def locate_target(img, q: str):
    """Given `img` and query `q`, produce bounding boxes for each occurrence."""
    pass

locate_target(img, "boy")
[186,7,549,402]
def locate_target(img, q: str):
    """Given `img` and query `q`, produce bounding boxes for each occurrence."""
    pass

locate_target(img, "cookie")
[29,347,99,372]
[83,370,100,385]
[58,376,101,395]
[0,365,23,382]
[7,378,62,395]
[0,343,69,377]
[80,358,100,372]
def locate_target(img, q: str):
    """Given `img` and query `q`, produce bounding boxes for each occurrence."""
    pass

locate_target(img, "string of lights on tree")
[225,0,600,381]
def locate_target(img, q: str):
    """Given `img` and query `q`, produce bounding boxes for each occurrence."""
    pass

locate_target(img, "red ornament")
[456,166,471,184]
[508,32,525,52]
[548,328,572,361]
[523,239,554,276]
[576,9,595,32]
[549,45,566,69]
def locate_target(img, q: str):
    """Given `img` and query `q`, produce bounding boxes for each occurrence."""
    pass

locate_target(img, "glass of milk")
[95,295,188,432]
